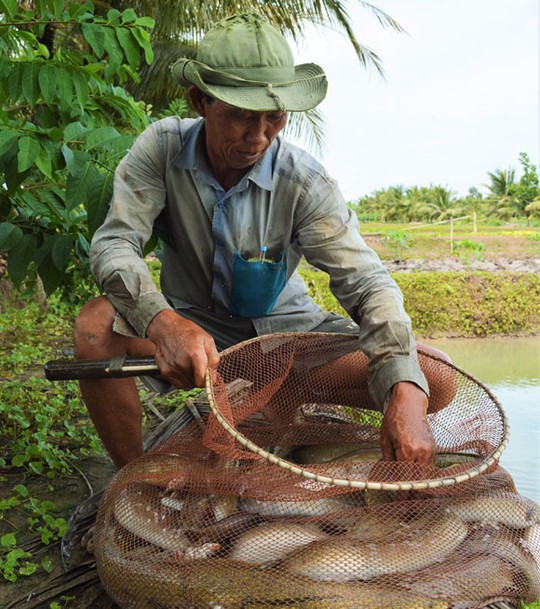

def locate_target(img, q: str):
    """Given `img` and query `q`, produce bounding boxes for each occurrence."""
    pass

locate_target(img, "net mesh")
[93,333,539,609]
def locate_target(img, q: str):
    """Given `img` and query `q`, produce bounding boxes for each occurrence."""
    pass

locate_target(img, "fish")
[466,527,540,602]
[228,521,328,565]
[113,483,220,557]
[239,493,362,524]
[96,536,449,609]
[161,492,238,526]
[198,512,262,543]
[290,443,382,465]
[281,514,468,582]
[347,511,417,542]
[293,442,479,467]
[395,551,519,606]
[444,493,540,528]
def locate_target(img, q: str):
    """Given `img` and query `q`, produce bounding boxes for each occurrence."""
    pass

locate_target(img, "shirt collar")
[174,118,276,192]
[173,119,205,171]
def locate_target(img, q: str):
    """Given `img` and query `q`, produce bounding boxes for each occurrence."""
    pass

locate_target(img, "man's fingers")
[380,434,396,461]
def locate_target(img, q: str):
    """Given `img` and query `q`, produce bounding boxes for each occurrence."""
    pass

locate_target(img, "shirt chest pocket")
[229,252,287,317]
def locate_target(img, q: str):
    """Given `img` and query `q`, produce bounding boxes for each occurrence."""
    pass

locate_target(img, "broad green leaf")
[72,70,89,108]
[51,233,72,270]
[56,75,74,108]
[38,138,63,171]
[134,16,155,28]
[63,121,88,144]
[81,61,105,76]
[21,63,41,105]
[35,145,53,179]
[87,170,113,234]
[36,240,66,295]
[121,8,137,23]
[107,8,121,23]
[116,28,140,68]
[81,22,105,58]
[103,26,123,72]
[101,133,134,161]
[0,222,23,251]
[131,28,154,65]
[63,148,90,178]
[38,63,56,104]
[61,143,75,173]
[7,235,37,287]
[65,161,98,210]
[17,136,40,173]
[0,131,19,156]
[75,232,90,258]
[20,190,52,220]
[7,63,21,101]
[86,126,120,150]
[36,189,65,223]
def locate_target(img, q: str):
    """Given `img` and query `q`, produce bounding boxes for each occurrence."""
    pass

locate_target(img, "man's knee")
[74,296,117,358]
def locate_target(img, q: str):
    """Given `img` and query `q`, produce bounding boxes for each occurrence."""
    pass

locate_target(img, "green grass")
[300,264,540,338]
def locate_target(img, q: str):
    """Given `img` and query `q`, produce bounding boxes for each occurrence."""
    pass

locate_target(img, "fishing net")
[93,333,539,609]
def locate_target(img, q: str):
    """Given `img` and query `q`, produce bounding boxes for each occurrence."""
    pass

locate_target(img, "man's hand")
[380,382,436,464]
[146,309,220,388]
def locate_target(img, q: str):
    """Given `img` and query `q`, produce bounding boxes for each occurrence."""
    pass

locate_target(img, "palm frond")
[284,107,328,156]
[127,39,196,108]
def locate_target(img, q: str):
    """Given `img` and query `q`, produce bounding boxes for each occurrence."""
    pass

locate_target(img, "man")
[75,12,446,471]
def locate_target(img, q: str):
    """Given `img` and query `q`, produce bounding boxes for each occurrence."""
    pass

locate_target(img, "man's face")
[191,89,288,183]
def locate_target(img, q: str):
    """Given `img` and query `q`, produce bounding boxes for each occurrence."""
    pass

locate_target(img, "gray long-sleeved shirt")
[90,116,428,408]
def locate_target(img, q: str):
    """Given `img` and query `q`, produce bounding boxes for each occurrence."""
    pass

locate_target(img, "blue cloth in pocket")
[230,251,286,317]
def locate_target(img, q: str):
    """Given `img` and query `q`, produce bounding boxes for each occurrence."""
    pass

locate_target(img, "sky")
[291,0,540,202]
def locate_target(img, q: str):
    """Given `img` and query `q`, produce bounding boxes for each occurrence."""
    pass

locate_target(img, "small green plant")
[385,231,414,259]
[452,239,486,264]
[0,485,67,582]
[50,597,76,609]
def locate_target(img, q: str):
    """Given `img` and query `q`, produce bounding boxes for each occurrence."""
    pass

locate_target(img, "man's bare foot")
[81,525,95,555]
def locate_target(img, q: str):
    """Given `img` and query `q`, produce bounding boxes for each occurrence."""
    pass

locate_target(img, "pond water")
[425,336,540,504]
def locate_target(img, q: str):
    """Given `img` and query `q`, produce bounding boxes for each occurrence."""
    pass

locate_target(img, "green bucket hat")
[171,13,328,112]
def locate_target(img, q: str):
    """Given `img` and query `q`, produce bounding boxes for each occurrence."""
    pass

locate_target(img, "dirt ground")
[383,256,540,273]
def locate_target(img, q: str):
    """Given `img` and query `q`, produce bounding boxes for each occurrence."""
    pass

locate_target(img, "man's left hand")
[380,382,436,464]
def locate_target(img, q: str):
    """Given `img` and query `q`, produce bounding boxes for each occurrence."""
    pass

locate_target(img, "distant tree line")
[349,152,540,225]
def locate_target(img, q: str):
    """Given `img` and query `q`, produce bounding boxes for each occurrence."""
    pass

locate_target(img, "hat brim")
[172,60,327,112]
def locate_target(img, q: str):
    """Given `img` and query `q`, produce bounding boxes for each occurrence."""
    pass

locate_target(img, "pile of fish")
[94,445,540,609]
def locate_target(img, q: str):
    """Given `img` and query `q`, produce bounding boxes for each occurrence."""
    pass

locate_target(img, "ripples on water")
[425,337,540,504]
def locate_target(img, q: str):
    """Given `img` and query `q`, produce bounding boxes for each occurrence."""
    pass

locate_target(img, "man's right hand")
[146,309,220,388]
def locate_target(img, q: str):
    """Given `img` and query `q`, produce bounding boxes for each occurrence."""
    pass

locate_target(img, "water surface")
[425,336,540,503]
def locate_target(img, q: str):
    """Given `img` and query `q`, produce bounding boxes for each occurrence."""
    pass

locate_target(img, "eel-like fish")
[281,515,468,582]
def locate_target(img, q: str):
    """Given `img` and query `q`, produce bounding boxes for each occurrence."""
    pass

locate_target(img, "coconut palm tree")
[484,168,519,220]
[485,168,516,198]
